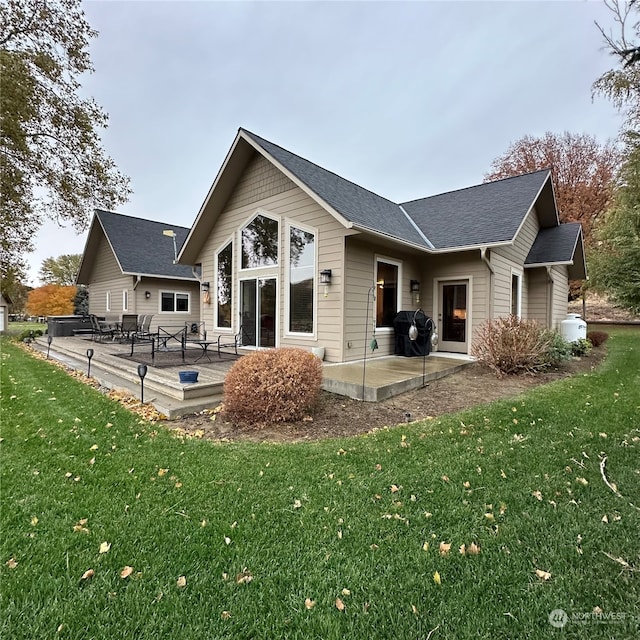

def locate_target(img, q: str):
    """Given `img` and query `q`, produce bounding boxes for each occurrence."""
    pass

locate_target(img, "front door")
[438,281,469,353]
[240,278,277,348]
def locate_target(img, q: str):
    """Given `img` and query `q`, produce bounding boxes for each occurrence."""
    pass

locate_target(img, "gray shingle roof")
[400,170,552,250]
[242,130,430,248]
[525,223,582,266]
[96,210,195,279]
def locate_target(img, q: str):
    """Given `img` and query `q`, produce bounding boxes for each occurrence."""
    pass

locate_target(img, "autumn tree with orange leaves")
[26,285,76,316]
[485,132,620,247]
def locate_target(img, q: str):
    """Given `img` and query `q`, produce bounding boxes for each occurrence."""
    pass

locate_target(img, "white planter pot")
[311,346,325,360]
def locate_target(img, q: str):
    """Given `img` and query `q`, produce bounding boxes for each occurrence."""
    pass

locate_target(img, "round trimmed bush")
[223,348,323,424]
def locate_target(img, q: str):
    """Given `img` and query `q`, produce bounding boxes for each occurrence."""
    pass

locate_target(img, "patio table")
[186,339,218,363]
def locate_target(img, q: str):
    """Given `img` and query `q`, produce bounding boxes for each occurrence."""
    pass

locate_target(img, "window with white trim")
[160,291,190,313]
[376,258,401,328]
[288,225,315,334]
[122,289,129,312]
[106,291,111,312]
[216,241,233,328]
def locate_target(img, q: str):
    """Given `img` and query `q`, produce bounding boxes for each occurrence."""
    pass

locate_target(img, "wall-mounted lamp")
[201,282,210,292]
[144,291,151,299]
[410,279,420,293]
[320,269,332,298]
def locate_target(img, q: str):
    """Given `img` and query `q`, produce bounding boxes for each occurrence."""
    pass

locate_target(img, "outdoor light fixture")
[86,348,94,377]
[319,269,332,285]
[137,364,148,404]
[47,334,52,359]
[410,279,420,293]
[201,282,210,292]
[144,291,151,299]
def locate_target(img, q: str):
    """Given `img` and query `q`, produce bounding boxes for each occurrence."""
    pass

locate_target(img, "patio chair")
[118,314,139,341]
[89,314,115,342]
[135,314,155,340]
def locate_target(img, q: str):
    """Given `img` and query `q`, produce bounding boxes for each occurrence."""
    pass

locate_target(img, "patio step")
[32,337,224,419]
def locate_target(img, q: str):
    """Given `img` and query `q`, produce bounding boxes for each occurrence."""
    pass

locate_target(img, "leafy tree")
[38,253,82,285]
[1,262,30,315]
[26,284,76,316]
[589,0,640,314]
[73,285,88,315]
[0,0,130,274]
[485,132,620,246]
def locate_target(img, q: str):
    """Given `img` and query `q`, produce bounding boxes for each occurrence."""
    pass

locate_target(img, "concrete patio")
[33,335,472,419]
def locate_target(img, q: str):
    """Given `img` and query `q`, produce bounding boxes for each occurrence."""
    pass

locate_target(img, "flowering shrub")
[223,348,323,424]
[471,315,552,378]
[571,338,592,357]
[587,331,609,347]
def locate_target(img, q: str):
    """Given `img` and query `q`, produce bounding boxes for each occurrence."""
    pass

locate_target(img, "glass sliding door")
[240,278,276,348]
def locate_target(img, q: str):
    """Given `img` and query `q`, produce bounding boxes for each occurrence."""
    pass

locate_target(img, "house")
[76,209,200,331]
[0,292,12,333]
[175,128,585,364]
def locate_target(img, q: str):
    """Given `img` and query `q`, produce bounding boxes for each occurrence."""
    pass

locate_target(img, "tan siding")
[492,210,540,319]
[136,279,201,332]
[87,235,131,316]
[550,265,569,330]
[225,154,296,211]
[527,268,549,326]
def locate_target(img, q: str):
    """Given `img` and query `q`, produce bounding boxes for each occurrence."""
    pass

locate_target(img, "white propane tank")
[560,313,587,342]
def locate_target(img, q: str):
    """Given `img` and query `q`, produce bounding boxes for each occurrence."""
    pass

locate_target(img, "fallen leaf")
[467,542,481,555]
[293,499,302,509]
[99,542,111,554]
[439,541,451,556]
[335,597,345,611]
[411,604,419,615]
[177,575,186,588]
[236,569,253,584]
[120,566,134,579]
[601,514,609,523]
[441,475,450,483]
[30,516,38,526]
[89,457,96,465]
[221,611,231,620]
[535,569,551,581]
[305,597,315,610]
[433,571,441,584]
[158,468,168,476]
[532,490,543,501]
[576,477,589,486]
[422,542,430,552]
[89,444,98,451]
[6,558,18,569]
[463,481,471,489]
[593,606,603,614]
[80,568,95,581]
[390,484,400,493]
[341,588,351,596]
[459,544,466,555]
[224,536,232,545]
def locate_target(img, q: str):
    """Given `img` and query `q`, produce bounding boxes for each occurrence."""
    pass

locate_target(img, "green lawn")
[1,332,639,639]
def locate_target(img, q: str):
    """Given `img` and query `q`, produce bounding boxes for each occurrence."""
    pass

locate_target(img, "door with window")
[240,278,276,348]
[438,280,469,353]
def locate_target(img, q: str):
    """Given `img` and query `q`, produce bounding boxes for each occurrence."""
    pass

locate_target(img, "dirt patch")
[170,347,607,443]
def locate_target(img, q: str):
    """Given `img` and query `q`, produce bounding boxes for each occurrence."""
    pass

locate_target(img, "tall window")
[289,226,315,334]
[106,291,111,312]
[122,290,128,312]
[511,272,521,317]
[376,259,399,328]
[241,213,279,269]
[216,242,233,328]
[161,292,189,313]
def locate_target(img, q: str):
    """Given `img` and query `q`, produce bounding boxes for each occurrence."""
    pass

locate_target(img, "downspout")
[133,275,142,290]
[480,247,494,319]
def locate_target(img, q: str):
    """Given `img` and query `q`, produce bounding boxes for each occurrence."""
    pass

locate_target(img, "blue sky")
[29,0,622,284]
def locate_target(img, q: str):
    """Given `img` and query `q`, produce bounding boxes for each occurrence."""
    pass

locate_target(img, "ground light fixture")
[86,348,94,377]
[137,364,148,404]
[46,334,52,359]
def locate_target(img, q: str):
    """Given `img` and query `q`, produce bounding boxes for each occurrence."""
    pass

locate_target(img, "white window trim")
[285,219,317,338]
[159,290,191,314]
[511,268,523,318]
[106,291,111,312]
[239,209,281,273]
[122,289,129,312]
[374,255,402,331]
[215,236,234,331]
